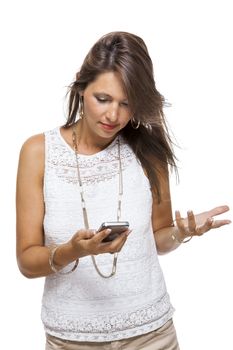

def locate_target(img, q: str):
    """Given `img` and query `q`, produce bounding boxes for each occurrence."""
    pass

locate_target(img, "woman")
[16,31,231,350]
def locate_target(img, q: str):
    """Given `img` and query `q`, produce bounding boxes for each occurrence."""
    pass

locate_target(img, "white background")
[0,0,232,349]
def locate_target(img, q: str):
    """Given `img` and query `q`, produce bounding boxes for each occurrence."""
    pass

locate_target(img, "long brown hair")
[65,31,177,201]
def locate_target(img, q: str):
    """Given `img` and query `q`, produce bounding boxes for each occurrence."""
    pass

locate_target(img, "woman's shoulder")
[20,133,45,157]
[20,126,59,155]
[17,126,61,180]
[17,133,46,181]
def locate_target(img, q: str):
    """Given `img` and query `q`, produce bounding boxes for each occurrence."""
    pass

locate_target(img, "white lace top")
[41,127,174,342]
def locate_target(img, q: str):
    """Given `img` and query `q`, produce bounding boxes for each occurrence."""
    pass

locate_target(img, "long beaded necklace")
[72,125,123,278]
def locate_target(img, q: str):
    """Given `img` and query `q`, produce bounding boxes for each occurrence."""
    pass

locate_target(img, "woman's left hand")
[175,205,231,237]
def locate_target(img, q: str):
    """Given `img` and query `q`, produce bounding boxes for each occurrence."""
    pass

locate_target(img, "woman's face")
[81,71,131,140]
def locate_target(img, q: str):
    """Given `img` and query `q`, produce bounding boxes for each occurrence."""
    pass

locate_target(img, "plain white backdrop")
[0,0,232,349]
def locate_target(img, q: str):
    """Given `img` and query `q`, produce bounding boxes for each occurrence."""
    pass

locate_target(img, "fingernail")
[106,229,111,233]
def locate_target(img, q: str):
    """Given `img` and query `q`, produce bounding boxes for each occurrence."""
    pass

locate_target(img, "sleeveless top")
[41,126,174,342]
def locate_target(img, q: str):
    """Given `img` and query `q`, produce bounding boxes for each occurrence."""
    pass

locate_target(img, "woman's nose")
[106,104,119,123]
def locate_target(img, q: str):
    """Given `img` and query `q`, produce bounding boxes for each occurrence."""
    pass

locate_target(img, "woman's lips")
[99,122,118,131]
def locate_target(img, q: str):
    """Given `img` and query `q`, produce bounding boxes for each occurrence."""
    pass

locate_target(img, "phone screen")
[98,221,129,242]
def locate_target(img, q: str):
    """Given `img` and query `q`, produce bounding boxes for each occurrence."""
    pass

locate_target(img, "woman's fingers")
[78,228,131,255]
[208,205,230,217]
[72,229,95,241]
[208,218,231,229]
[187,210,197,234]
[92,228,112,244]
[175,205,231,238]
[174,210,186,236]
[70,227,131,258]
[194,217,214,236]
[99,229,131,253]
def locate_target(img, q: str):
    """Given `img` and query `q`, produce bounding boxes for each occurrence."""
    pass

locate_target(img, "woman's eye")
[96,97,107,103]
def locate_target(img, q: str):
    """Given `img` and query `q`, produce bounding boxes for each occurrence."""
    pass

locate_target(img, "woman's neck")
[75,120,116,155]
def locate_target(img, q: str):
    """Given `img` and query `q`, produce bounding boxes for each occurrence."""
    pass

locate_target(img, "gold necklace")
[72,126,123,278]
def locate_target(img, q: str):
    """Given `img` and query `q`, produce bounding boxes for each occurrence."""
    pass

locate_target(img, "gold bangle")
[171,217,193,243]
[171,231,193,244]
[49,246,79,275]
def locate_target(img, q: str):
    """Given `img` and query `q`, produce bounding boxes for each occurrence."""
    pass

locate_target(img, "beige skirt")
[45,318,180,350]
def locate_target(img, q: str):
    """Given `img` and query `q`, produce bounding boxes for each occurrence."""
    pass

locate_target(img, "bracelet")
[49,245,79,275]
[171,217,193,244]
[171,231,193,243]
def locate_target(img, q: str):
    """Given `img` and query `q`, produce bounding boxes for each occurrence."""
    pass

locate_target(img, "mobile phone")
[98,221,129,243]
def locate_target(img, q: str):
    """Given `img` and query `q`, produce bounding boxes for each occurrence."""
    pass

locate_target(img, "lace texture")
[42,293,174,341]
[46,128,133,186]
[42,127,174,342]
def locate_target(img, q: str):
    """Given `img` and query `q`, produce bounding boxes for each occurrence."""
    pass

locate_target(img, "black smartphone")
[98,221,129,243]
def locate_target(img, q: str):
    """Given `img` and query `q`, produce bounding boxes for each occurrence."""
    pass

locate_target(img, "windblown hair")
[65,31,177,201]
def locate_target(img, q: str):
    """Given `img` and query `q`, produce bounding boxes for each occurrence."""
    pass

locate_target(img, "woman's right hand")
[50,228,131,274]
[69,227,131,258]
